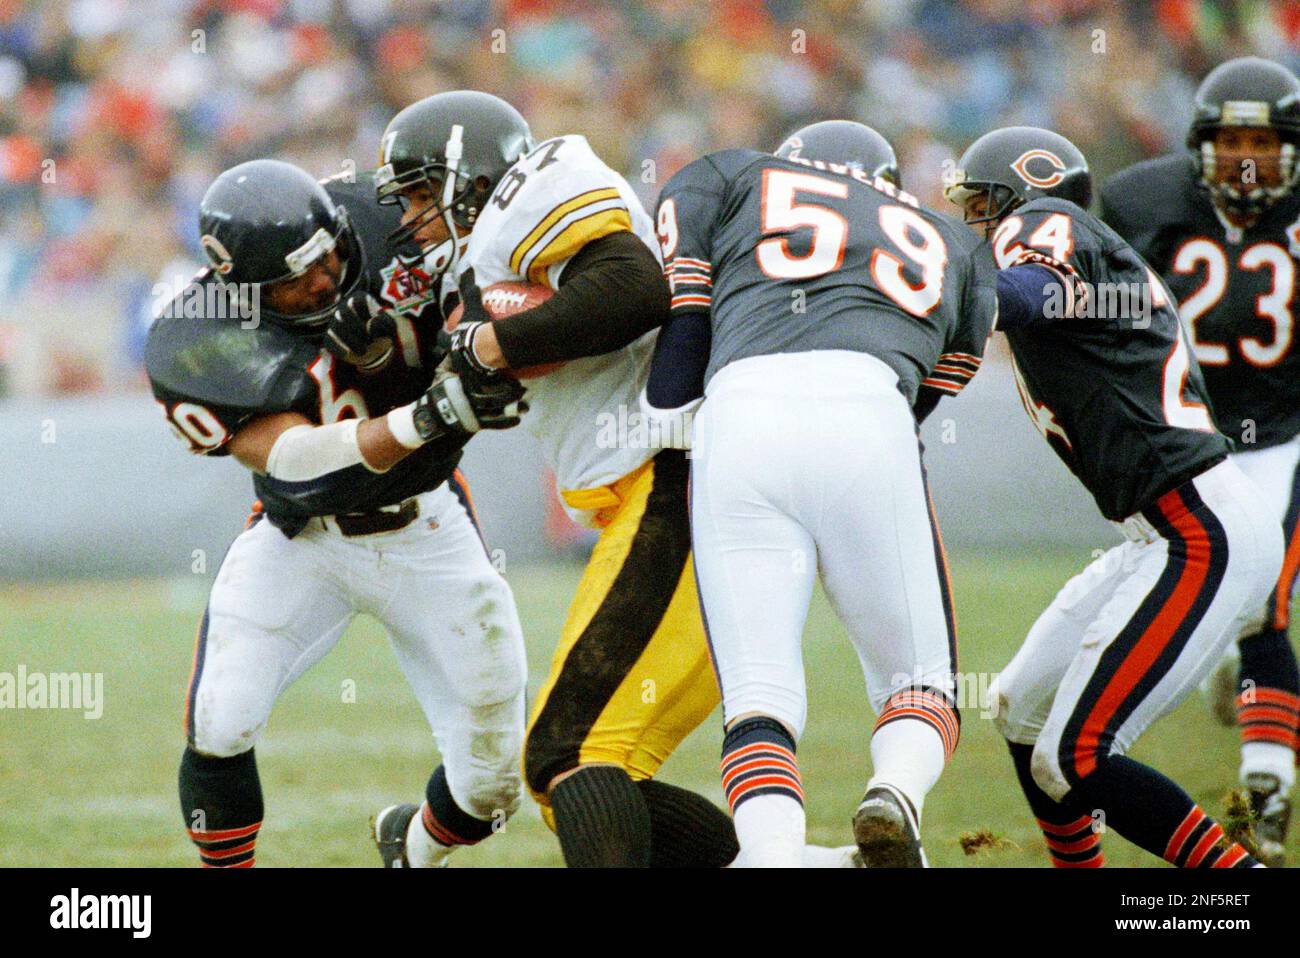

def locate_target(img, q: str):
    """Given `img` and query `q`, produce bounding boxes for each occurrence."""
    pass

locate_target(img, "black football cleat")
[1246,773,1291,868]
[372,803,420,868]
[853,784,927,868]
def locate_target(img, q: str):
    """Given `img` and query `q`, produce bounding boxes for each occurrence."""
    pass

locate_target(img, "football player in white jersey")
[370,90,733,867]
[368,91,857,868]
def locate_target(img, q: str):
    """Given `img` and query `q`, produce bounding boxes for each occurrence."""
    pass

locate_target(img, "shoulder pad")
[1016,196,1111,240]
[923,206,981,254]
[145,295,320,415]
[701,148,768,180]
[468,134,639,284]
[1100,155,1201,235]
[664,149,765,195]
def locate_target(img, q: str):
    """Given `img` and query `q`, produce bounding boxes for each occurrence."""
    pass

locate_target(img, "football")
[446,280,565,379]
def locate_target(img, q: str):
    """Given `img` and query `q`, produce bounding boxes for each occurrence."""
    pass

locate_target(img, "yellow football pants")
[524,449,720,823]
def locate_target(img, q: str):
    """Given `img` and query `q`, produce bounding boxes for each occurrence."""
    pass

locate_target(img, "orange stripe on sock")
[1164,806,1205,862]
[1185,823,1225,868]
[726,775,804,807]
[1045,833,1100,854]
[721,756,800,791]
[1244,688,1300,710]
[200,839,257,861]
[1242,727,1298,747]
[189,821,261,843]
[1238,705,1300,726]
[1037,814,1094,837]
[1214,845,1249,868]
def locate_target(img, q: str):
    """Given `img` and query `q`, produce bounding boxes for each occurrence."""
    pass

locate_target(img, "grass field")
[0,547,1276,868]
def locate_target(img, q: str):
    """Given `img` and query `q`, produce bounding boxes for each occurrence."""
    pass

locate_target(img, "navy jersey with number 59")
[656,149,997,402]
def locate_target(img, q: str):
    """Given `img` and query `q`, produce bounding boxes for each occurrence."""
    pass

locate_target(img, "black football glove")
[325,292,398,371]
[439,351,529,430]
[411,364,528,442]
[448,268,497,377]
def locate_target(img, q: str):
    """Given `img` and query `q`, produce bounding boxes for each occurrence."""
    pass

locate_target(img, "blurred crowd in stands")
[0,0,1296,396]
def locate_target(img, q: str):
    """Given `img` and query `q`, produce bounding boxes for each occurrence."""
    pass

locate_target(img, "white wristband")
[387,403,425,449]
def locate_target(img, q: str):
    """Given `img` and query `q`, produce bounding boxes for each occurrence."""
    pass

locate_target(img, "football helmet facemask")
[1187,56,1300,219]
[376,90,534,279]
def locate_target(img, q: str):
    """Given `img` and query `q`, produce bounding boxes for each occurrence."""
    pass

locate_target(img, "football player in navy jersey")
[1103,57,1300,865]
[947,126,1280,868]
[644,121,998,866]
[147,159,528,867]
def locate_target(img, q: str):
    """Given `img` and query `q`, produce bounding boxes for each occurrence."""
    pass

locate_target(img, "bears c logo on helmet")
[1010,149,1067,189]
[200,234,235,275]
[779,134,804,159]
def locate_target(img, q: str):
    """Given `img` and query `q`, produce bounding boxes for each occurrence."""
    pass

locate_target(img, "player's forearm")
[644,309,710,411]
[358,416,419,471]
[489,230,670,369]
[231,411,414,476]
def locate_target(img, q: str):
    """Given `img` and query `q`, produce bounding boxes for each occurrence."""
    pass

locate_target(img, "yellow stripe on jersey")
[525,207,633,285]
[509,187,625,275]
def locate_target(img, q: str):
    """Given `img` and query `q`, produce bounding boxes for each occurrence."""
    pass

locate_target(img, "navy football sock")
[178,746,263,867]
[419,764,497,848]
[1237,627,1300,757]
[1007,741,1104,867]
[1069,755,1256,867]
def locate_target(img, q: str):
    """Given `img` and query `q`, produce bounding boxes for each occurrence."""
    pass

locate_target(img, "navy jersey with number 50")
[146,171,465,534]
[656,149,997,402]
